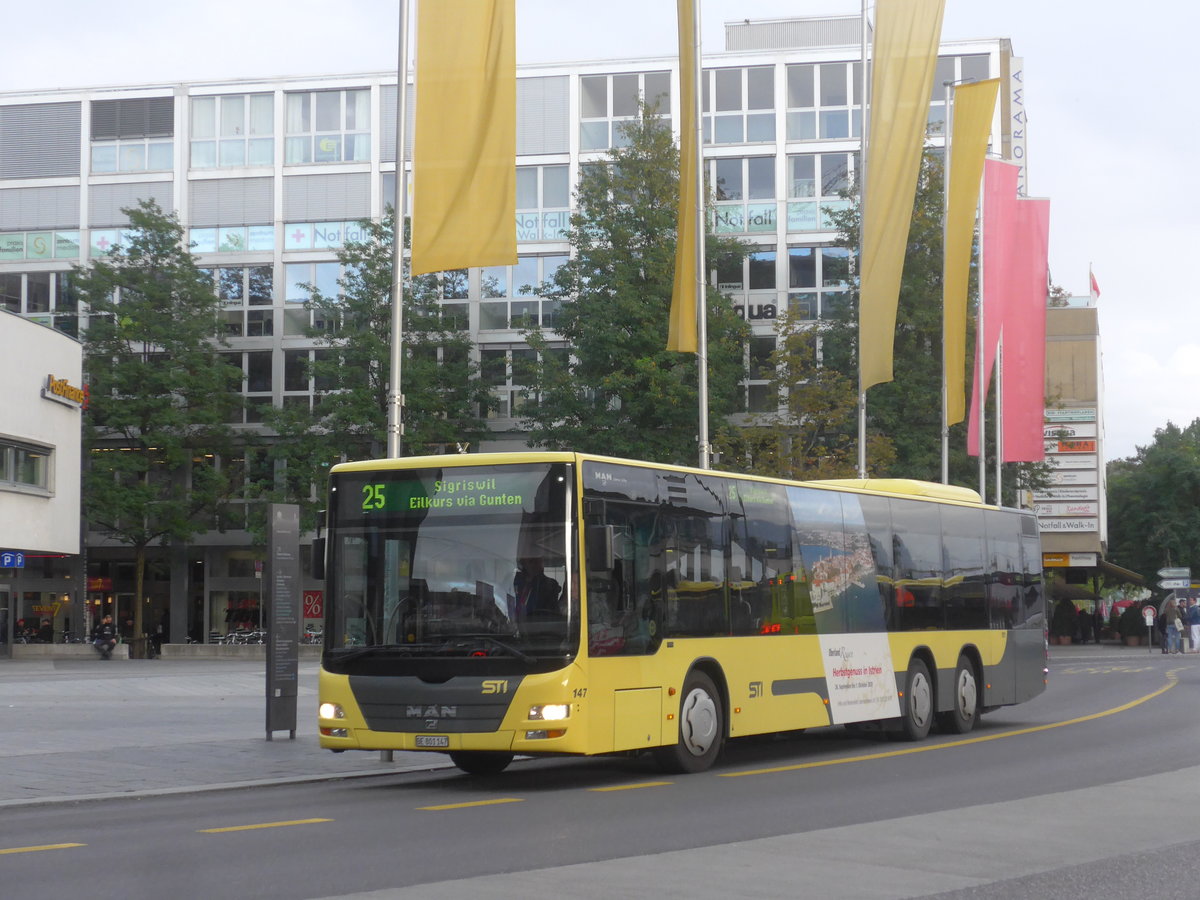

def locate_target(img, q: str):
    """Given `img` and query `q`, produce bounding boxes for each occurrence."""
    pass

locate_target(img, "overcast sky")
[2,1,1192,461]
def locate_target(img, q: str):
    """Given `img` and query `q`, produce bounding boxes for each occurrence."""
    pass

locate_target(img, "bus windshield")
[324,463,575,668]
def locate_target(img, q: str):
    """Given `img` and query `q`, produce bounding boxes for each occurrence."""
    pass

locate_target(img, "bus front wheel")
[900,658,933,741]
[936,654,978,734]
[449,751,514,776]
[654,670,724,773]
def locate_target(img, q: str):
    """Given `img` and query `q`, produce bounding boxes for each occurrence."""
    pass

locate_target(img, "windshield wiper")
[328,643,438,663]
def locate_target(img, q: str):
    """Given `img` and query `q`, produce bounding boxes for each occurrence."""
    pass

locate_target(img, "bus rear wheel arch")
[654,669,725,773]
[936,653,979,734]
[899,657,934,741]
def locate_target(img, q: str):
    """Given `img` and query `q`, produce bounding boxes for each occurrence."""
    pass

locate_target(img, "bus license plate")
[415,735,449,748]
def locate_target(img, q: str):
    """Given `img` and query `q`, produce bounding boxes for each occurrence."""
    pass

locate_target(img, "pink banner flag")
[1000,196,1051,462]
[966,160,1020,456]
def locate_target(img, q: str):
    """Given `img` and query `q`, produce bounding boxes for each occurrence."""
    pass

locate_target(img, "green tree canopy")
[77,200,242,635]
[1107,419,1200,580]
[519,108,749,466]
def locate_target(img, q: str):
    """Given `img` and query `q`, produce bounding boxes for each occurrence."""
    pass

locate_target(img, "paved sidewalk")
[0,640,1160,809]
[0,657,447,808]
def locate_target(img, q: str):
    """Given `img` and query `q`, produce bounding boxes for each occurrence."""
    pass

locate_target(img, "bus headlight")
[319,702,345,720]
[528,703,570,721]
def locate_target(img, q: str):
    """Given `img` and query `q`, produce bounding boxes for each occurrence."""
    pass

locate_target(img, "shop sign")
[1048,454,1097,470]
[1038,518,1099,533]
[1033,486,1098,502]
[1047,469,1097,486]
[1044,439,1097,454]
[1043,423,1097,440]
[1044,407,1096,423]
[1034,501,1099,517]
[42,374,88,409]
[303,590,324,618]
[1043,552,1098,568]
[87,577,113,591]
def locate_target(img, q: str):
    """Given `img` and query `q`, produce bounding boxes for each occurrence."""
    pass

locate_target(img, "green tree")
[264,211,493,529]
[78,200,242,637]
[519,108,749,466]
[1108,420,1200,580]
[715,308,896,479]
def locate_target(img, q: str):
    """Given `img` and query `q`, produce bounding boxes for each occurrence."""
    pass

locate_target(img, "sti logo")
[481,680,509,694]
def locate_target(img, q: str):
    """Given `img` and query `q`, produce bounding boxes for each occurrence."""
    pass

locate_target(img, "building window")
[0,271,79,336]
[283,261,341,335]
[0,231,81,262]
[788,245,851,320]
[479,344,567,418]
[190,94,274,168]
[785,62,861,141]
[710,157,777,234]
[90,97,174,173]
[221,350,273,423]
[200,266,274,337]
[190,225,275,254]
[516,165,570,241]
[579,71,670,151]
[479,255,566,331]
[703,66,775,144]
[284,89,370,164]
[0,439,50,492]
[786,152,856,232]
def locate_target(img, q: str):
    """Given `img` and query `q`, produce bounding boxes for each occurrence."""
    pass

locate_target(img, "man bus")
[317,452,1046,774]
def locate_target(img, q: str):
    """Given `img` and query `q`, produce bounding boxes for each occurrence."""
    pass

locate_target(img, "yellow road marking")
[722,670,1182,778]
[0,843,85,855]
[418,798,524,811]
[199,818,332,833]
[590,781,673,792]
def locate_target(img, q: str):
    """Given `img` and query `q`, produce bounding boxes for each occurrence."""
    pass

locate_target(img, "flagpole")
[977,165,987,499]
[994,336,1003,505]
[387,0,412,459]
[856,0,870,479]
[693,1,710,470]
[940,80,953,484]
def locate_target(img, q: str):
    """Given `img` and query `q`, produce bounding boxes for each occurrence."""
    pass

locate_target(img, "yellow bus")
[317,452,1047,774]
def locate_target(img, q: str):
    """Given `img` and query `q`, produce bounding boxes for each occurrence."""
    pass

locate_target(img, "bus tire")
[449,751,514,776]
[900,658,933,741]
[654,670,724,773]
[937,654,979,734]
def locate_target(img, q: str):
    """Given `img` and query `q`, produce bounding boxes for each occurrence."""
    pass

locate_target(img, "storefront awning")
[1099,559,1144,587]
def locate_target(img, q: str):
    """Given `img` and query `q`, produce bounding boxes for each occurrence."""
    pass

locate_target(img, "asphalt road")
[3,650,1200,899]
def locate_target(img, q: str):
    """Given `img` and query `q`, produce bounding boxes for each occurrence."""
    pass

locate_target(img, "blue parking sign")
[1,551,25,568]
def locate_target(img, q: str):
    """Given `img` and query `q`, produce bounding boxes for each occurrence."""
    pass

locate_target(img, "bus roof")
[331,452,988,507]
[807,478,984,504]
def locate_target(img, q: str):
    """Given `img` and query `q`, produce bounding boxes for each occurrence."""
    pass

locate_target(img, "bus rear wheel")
[900,658,933,741]
[936,655,979,734]
[449,751,514,776]
[654,670,724,773]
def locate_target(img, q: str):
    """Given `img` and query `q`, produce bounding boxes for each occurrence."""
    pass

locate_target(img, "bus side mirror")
[312,538,326,580]
[586,525,614,573]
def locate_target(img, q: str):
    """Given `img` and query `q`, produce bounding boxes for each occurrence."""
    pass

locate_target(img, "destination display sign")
[334,465,563,523]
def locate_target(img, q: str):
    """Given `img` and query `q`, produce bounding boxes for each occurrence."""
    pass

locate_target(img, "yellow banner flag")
[411,0,517,276]
[944,79,999,426]
[859,0,946,391]
[668,0,699,353]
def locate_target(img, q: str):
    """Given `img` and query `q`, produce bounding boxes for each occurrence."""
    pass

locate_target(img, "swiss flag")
[1090,270,1101,298]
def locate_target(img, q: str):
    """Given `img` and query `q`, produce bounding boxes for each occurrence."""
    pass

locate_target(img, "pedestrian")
[1163,598,1184,655]
[36,618,53,643]
[1187,598,1200,654]
[92,614,118,660]
[1094,607,1105,643]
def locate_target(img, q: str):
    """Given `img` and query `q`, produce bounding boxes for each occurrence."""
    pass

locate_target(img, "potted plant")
[1050,598,1078,644]
[1117,603,1149,646]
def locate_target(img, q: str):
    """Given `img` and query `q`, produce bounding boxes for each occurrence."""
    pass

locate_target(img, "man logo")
[482,680,509,694]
